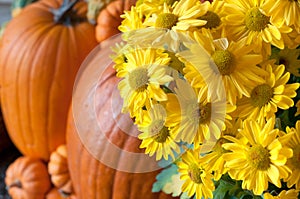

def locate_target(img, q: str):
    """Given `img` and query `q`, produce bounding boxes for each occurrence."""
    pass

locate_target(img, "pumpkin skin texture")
[66,61,178,199]
[95,0,136,42]
[48,145,73,195]
[0,0,98,161]
[5,156,51,199]
[46,188,77,199]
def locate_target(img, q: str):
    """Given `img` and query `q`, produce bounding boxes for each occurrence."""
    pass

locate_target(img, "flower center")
[248,145,270,170]
[250,84,273,107]
[168,52,185,73]
[213,138,230,155]
[199,11,221,29]
[128,68,149,91]
[245,7,270,31]
[188,163,203,184]
[149,120,170,143]
[290,145,300,169]
[156,13,178,29]
[212,50,235,75]
[187,103,211,125]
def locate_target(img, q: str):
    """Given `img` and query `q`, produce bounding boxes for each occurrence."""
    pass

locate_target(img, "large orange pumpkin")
[0,0,98,161]
[66,43,178,198]
[5,156,51,199]
[95,0,136,42]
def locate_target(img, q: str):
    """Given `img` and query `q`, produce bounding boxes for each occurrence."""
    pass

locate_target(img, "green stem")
[52,0,80,24]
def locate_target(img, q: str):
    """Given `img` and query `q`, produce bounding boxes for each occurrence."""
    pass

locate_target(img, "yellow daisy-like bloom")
[137,104,180,160]
[235,64,299,122]
[165,79,228,147]
[184,33,266,105]
[223,0,292,55]
[262,0,300,32]
[195,0,227,39]
[264,189,299,199]
[200,118,243,181]
[143,0,208,31]
[271,48,300,77]
[222,119,293,195]
[116,47,173,117]
[177,149,215,199]
[284,120,300,189]
[119,6,146,33]
[295,100,300,117]
[136,0,178,16]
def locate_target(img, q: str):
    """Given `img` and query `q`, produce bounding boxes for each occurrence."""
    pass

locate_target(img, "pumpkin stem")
[6,180,22,189]
[52,0,83,25]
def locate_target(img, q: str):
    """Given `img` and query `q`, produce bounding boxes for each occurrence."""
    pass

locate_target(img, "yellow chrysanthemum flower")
[165,79,229,147]
[295,100,300,117]
[271,48,300,77]
[194,0,226,39]
[119,6,146,33]
[137,104,180,160]
[136,0,178,16]
[223,0,292,56]
[235,64,299,122]
[200,118,243,181]
[223,119,293,195]
[264,189,299,199]
[143,0,208,31]
[262,0,300,32]
[184,33,266,105]
[116,47,173,117]
[284,121,300,189]
[177,149,215,199]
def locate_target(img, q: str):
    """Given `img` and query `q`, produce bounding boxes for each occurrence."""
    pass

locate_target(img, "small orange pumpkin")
[5,156,51,199]
[46,188,77,199]
[95,0,136,42]
[48,145,73,195]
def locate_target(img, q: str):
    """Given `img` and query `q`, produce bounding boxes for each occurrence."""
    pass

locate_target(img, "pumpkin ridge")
[106,0,124,22]
[46,26,67,156]
[16,24,55,157]
[31,26,64,158]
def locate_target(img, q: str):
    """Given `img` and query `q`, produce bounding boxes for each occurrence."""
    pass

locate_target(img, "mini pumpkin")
[5,156,51,199]
[48,145,73,195]
[46,188,77,199]
[0,0,98,161]
[95,0,136,42]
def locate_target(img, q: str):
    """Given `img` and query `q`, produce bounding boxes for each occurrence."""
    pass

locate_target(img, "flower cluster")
[111,0,300,198]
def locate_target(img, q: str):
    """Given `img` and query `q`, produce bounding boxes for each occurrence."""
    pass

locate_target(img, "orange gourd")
[48,145,73,195]
[0,0,98,161]
[5,156,51,199]
[66,61,177,199]
[46,188,76,199]
[95,0,136,42]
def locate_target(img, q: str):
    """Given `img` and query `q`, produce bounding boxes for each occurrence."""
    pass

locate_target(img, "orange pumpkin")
[46,188,76,199]
[95,0,136,42]
[5,156,51,199]
[66,56,177,199]
[48,145,73,195]
[0,108,12,152]
[0,0,98,161]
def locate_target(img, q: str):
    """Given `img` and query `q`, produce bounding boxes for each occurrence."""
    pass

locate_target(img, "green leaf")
[152,164,178,193]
